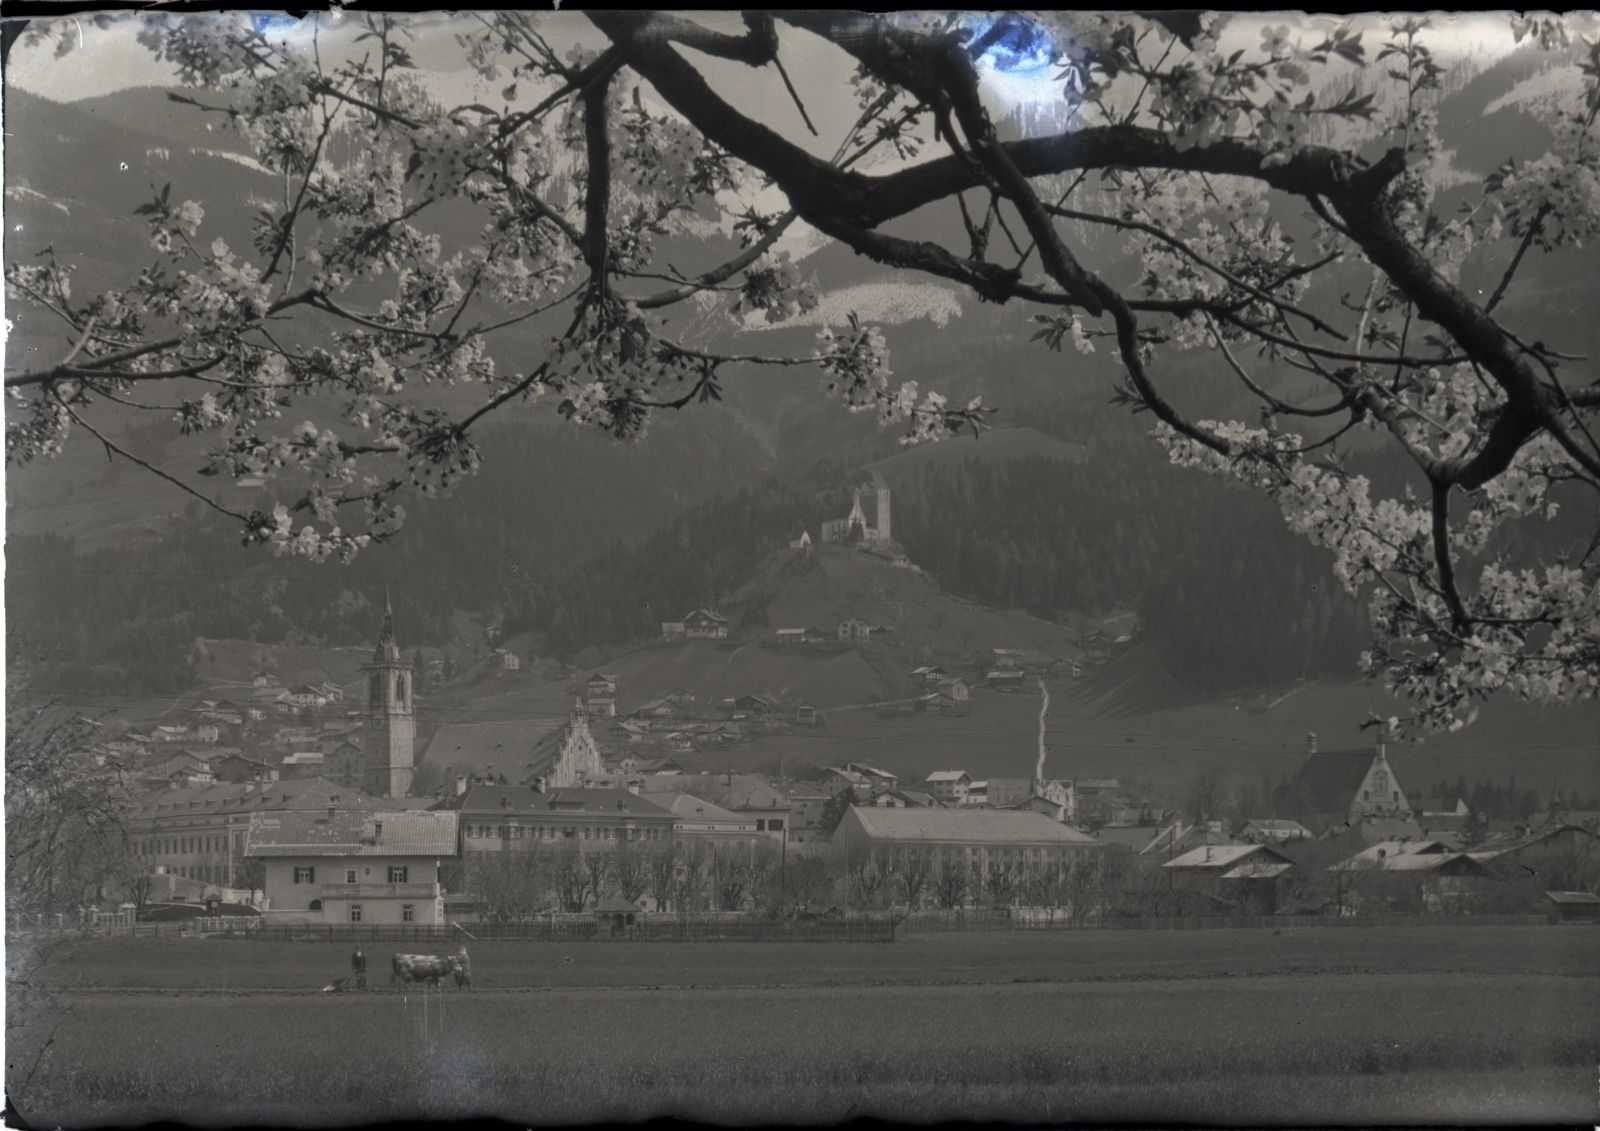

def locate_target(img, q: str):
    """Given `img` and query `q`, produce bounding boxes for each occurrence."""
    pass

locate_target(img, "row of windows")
[292,866,411,884]
[466,824,666,842]
[137,834,238,857]
[345,904,417,923]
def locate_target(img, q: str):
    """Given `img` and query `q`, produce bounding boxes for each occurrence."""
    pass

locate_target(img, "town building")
[645,774,793,839]
[245,808,458,924]
[642,792,766,844]
[209,753,281,785]
[1138,819,1236,861]
[361,593,416,798]
[127,778,392,888]
[434,784,677,855]
[831,807,1101,895]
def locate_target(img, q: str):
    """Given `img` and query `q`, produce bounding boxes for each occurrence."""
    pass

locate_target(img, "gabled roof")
[422,719,566,779]
[1283,747,1384,814]
[683,608,727,623]
[246,810,458,857]
[641,792,749,824]
[1164,844,1292,871]
[923,770,971,784]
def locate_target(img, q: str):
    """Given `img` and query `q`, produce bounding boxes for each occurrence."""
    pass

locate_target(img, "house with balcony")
[245,808,458,925]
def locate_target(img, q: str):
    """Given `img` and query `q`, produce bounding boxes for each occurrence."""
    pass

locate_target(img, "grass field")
[8,928,1597,1125]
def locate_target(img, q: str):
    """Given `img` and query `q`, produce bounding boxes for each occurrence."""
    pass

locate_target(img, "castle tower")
[872,471,891,544]
[361,591,415,797]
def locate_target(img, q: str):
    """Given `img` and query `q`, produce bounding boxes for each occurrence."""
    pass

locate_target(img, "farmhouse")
[681,609,730,639]
[983,670,1027,692]
[837,616,875,643]
[938,677,971,701]
[246,808,458,925]
[911,665,948,686]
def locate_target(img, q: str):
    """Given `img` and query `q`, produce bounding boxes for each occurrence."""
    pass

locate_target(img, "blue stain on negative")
[248,12,303,40]
[963,13,1056,77]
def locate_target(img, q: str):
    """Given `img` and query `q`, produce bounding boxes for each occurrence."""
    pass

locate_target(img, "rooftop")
[843,807,1101,846]
[245,809,458,857]
[434,785,674,818]
[1163,844,1290,870]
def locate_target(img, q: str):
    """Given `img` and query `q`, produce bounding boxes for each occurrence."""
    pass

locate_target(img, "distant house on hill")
[911,665,948,686]
[794,702,819,726]
[678,609,729,639]
[991,648,1027,670]
[728,694,771,718]
[583,673,618,718]
[938,677,971,701]
[837,617,875,643]
[984,670,1027,692]
[493,648,521,672]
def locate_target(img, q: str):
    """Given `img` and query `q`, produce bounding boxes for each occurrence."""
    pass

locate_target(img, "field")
[8,927,1597,1126]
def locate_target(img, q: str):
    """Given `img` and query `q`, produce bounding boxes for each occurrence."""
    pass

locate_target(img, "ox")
[391,953,460,991]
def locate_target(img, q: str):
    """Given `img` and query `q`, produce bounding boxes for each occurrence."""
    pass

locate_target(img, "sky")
[5,11,1527,111]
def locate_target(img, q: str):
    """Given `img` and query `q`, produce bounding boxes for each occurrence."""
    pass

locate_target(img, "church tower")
[361,591,415,797]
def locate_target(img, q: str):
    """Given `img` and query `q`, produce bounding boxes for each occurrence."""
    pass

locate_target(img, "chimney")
[617,799,626,810]
[1306,732,1318,756]
[455,776,468,797]
[1205,845,1213,862]
[327,806,336,820]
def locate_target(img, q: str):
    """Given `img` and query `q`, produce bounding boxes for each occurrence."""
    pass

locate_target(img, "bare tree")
[1187,765,1229,826]
[933,856,972,910]
[610,838,650,905]
[894,847,936,909]
[646,842,679,913]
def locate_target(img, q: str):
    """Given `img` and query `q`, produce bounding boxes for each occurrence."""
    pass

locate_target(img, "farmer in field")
[452,945,472,991]
[351,946,367,990]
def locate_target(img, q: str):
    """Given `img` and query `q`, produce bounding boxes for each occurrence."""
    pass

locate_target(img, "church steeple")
[374,588,401,663]
[361,590,414,797]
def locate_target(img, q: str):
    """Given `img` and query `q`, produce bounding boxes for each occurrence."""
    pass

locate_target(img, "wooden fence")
[897,910,1555,932]
[220,918,898,944]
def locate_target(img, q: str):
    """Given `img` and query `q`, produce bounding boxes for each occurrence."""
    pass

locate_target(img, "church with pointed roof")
[361,592,416,798]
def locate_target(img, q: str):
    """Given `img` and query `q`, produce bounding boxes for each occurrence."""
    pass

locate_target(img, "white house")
[246,808,458,925]
[922,770,973,804]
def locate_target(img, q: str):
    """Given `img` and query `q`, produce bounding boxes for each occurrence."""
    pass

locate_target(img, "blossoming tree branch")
[6,11,1599,733]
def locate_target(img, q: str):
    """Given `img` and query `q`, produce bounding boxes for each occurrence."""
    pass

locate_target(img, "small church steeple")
[362,590,415,797]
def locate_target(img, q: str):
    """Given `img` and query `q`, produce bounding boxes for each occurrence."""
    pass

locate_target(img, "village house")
[143,750,215,788]
[1329,840,1493,913]
[922,770,973,805]
[1138,819,1237,862]
[246,808,458,925]
[794,702,819,726]
[672,609,729,639]
[983,669,1027,692]
[938,677,971,701]
[837,616,876,643]
[494,648,522,672]
[727,694,771,719]
[280,751,327,780]
[778,784,837,844]
[1161,844,1297,915]
[1240,818,1312,845]
[209,753,281,785]
[911,665,948,686]
[582,673,619,718]
[965,781,990,806]
[991,648,1027,670]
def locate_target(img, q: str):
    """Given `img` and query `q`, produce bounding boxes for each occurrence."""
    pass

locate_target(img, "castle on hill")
[821,472,892,546]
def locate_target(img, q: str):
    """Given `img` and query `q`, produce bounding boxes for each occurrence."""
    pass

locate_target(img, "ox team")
[384,946,472,991]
